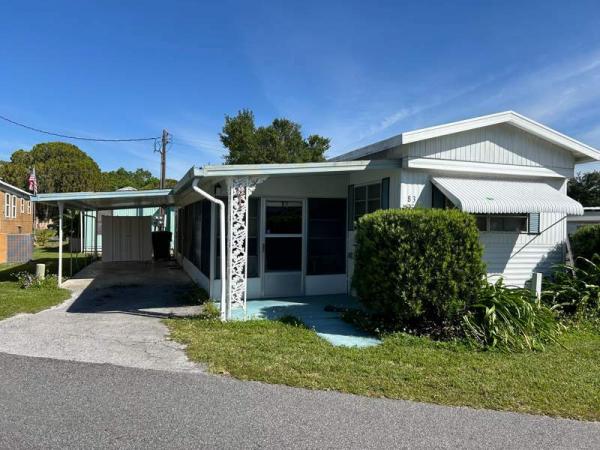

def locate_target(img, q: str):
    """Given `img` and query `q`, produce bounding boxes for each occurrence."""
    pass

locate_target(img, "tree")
[0,142,104,193]
[568,171,600,206]
[101,167,177,191]
[220,109,330,164]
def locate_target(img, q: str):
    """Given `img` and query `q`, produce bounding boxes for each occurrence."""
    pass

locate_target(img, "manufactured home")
[34,111,599,319]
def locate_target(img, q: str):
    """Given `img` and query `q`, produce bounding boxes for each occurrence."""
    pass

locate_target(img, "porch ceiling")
[32,189,175,210]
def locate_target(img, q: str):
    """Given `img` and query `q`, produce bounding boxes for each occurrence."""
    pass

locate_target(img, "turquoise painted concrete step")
[229,294,381,348]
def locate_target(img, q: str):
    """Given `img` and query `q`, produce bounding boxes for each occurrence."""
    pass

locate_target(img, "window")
[11,195,17,218]
[4,193,9,218]
[475,214,530,233]
[475,215,487,231]
[490,216,527,232]
[347,179,390,230]
[354,182,380,222]
[20,198,24,214]
[27,200,31,215]
[265,200,302,234]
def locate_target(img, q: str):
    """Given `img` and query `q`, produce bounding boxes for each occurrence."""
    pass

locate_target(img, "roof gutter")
[191,178,227,321]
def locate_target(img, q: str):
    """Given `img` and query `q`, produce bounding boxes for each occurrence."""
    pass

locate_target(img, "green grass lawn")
[0,244,93,320]
[165,318,600,421]
[0,281,71,320]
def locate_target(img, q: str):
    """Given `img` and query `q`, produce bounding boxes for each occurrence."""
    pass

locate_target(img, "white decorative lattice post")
[226,176,264,319]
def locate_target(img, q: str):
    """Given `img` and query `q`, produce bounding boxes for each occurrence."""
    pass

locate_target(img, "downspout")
[191,179,227,321]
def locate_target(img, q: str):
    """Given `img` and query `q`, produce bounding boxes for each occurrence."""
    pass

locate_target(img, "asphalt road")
[0,353,598,449]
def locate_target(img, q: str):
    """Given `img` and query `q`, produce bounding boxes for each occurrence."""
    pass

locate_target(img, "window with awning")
[430,177,583,216]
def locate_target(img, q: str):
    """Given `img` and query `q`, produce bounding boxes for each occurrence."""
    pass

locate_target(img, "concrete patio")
[230,294,381,347]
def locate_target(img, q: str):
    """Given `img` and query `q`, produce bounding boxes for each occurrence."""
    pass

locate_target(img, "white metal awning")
[431,177,584,215]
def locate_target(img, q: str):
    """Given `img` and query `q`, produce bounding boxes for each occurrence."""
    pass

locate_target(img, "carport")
[33,189,176,286]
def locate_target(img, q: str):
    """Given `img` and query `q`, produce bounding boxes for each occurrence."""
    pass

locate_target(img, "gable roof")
[331,111,600,163]
[0,179,31,197]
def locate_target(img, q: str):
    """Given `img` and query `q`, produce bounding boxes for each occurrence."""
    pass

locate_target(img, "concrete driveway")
[0,261,203,372]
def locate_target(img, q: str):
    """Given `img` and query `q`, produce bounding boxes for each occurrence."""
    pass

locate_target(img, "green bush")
[199,302,221,320]
[571,225,600,260]
[12,271,60,290]
[462,279,564,352]
[543,257,600,320]
[34,229,55,247]
[352,208,486,331]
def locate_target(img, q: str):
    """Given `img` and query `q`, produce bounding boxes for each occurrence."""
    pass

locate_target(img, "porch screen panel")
[214,197,260,279]
[247,197,259,277]
[347,185,354,231]
[200,200,211,276]
[381,177,390,209]
[177,208,184,254]
[191,201,203,269]
[307,198,346,275]
[214,197,227,279]
[184,205,193,261]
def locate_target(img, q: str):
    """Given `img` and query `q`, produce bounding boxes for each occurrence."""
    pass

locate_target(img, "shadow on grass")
[0,245,93,282]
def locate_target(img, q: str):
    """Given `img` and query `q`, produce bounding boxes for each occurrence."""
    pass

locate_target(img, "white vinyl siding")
[480,211,566,287]
[401,124,574,170]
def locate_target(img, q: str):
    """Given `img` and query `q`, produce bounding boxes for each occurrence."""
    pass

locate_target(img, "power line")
[0,113,160,142]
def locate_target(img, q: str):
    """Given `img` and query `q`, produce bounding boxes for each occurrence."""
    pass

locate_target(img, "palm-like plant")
[542,257,600,320]
[463,279,564,352]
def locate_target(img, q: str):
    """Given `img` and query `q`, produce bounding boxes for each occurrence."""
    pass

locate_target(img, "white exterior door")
[261,199,304,297]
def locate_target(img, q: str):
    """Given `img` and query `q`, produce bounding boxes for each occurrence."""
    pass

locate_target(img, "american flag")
[28,167,38,195]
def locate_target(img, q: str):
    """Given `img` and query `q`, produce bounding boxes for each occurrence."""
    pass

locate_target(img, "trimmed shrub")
[352,208,486,331]
[463,279,564,352]
[571,224,600,261]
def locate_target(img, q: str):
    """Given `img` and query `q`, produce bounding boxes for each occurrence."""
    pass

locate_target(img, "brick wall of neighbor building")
[0,233,6,263]
[0,185,34,263]
[0,189,33,234]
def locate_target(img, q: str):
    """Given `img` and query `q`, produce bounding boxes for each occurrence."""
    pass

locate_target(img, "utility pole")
[160,129,168,189]
[157,129,170,230]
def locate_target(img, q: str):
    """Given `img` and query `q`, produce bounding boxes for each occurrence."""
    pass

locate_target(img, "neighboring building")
[79,185,174,254]
[82,207,175,253]
[567,207,600,235]
[34,111,600,319]
[0,179,34,263]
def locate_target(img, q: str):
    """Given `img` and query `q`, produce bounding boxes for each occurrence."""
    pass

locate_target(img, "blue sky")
[1,0,600,179]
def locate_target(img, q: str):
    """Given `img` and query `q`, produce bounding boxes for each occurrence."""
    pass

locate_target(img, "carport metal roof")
[33,189,175,210]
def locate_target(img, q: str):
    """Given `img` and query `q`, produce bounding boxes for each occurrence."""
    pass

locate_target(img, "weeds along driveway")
[0,261,203,373]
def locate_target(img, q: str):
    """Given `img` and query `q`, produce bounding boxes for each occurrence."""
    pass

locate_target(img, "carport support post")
[58,202,64,287]
[94,210,99,259]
